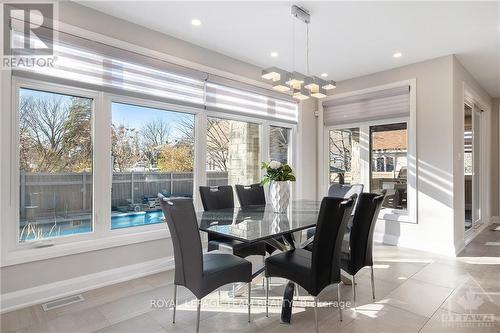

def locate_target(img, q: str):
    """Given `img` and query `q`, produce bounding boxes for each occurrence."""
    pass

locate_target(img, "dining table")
[198,200,322,324]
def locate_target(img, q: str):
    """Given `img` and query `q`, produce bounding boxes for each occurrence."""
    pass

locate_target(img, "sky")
[112,102,194,142]
[19,88,194,143]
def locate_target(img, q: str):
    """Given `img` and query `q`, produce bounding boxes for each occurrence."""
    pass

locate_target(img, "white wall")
[325,55,496,256]
[0,2,317,301]
[297,98,319,200]
[327,56,457,255]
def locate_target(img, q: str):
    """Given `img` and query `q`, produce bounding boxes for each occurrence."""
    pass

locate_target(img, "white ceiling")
[79,1,500,97]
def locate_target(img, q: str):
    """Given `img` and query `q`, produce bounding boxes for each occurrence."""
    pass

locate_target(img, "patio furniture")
[158,195,252,333]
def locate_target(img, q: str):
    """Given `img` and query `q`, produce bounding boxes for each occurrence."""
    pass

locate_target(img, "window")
[206,117,260,186]
[18,88,93,242]
[7,75,295,264]
[269,126,291,164]
[111,102,195,229]
[329,128,361,184]
[370,123,408,210]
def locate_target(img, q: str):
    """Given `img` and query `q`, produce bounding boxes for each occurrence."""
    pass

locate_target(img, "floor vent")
[41,294,84,311]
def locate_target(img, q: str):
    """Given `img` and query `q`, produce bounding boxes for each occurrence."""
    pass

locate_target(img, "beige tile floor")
[2,224,499,333]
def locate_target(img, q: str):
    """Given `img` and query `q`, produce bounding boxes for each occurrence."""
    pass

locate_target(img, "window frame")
[2,76,297,266]
[320,79,417,224]
[324,117,416,223]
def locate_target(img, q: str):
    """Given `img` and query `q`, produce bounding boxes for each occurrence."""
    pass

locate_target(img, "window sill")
[1,228,171,267]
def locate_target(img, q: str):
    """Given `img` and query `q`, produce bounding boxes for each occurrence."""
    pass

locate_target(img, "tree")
[62,97,93,171]
[269,127,289,163]
[111,124,141,172]
[329,129,356,184]
[139,119,171,168]
[19,93,92,173]
[176,116,230,171]
[157,144,194,172]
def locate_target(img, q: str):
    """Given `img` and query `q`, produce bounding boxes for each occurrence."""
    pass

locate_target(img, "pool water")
[111,210,164,229]
[19,210,165,241]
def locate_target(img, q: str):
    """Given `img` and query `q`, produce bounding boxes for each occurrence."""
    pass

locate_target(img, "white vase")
[269,181,290,213]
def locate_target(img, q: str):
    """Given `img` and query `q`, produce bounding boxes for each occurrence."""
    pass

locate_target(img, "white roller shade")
[9,19,297,122]
[206,82,298,123]
[323,85,410,126]
[10,24,206,106]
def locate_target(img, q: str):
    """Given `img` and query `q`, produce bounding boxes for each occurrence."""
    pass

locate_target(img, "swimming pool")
[111,210,164,229]
[19,210,165,241]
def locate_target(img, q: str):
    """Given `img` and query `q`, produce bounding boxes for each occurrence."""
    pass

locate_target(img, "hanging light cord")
[306,22,310,76]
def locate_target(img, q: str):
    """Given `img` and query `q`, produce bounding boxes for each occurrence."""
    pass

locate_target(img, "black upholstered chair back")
[311,196,354,292]
[349,193,385,275]
[199,186,234,211]
[235,184,266,208]
[159,195,203,288]
[328,183,364,198]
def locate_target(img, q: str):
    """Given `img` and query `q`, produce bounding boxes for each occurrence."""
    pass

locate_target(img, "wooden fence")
[20,171,228,218]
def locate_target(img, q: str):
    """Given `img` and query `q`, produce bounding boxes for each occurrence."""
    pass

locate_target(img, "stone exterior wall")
[227,121,260,185]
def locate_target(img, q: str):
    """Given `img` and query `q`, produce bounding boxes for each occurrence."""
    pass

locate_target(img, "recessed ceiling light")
[270,51,279,58]
[320,73,328,78]
[191,19,201,26]
[393,52,402,58]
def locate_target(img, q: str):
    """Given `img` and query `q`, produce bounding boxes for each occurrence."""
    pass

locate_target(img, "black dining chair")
[235,184,266,208]
[199,186,267,258]
[158,195,253,333]
[341,193,385,307]
[264,196,355,332]
[306,183,364,240]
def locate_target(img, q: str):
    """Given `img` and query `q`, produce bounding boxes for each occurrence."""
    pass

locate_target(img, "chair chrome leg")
[262,256,266,290]
[370,265,376,301]
[337,283,342,322]
[218,288,221,303]
[352,275,356,309]
[294,283,300,300]
[314,296,319,333]
[265,277,269,317]
[196,299,201,333]
[172,284,177,324]
[248,282,251,323]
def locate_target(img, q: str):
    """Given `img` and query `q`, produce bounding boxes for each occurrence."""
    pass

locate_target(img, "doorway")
[464,102,483,231]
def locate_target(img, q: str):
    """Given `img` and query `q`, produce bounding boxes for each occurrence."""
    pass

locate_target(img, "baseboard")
[373,231,399,246]
[373,231,458,256]
[0,256,174,314]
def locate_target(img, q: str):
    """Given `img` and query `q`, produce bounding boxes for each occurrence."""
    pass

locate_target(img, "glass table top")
[198,200,321,243]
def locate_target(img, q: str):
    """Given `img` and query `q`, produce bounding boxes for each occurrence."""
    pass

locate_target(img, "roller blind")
[10,25,206,106]
[9,19,297,122]
[206,82,298,123]
[323,85,410,126]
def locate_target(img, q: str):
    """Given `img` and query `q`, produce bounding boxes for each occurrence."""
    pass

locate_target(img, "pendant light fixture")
[261,5,336,100]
